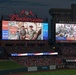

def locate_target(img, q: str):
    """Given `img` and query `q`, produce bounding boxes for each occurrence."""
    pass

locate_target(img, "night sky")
[0,0,76,18]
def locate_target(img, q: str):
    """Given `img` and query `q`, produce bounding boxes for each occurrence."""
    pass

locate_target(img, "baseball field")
[22,69,76,75]
[0,60,76,75]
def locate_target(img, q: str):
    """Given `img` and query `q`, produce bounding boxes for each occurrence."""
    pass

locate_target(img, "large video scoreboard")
[2,21,48,40]
[56,23,76,43]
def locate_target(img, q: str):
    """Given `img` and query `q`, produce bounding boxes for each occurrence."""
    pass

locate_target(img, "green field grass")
[0,60,24,70]
[0,60,76,75]
[23,69,76,75]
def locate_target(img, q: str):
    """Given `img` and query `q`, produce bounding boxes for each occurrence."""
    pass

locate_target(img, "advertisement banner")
[28,67,37,71]
[37,66,49,70]
[49,65,56,70]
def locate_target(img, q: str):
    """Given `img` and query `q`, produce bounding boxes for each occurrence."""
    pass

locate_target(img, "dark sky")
[0,0,76,18]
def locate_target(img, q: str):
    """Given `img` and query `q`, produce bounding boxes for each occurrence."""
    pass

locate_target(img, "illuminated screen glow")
[56,23,76,42]
[2,21,48,40]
